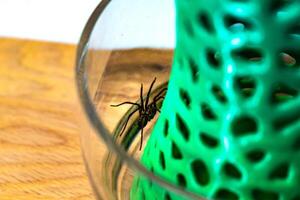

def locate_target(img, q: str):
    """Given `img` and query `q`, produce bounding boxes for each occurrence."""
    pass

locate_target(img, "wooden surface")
[0,38,94,200]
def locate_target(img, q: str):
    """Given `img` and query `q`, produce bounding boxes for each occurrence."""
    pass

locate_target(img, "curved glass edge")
[75,0,205,199]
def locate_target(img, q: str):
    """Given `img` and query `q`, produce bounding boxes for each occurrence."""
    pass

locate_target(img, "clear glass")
[75,0,203,199]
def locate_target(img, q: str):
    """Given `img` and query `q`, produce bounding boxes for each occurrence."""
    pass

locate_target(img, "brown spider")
[111,77,167,150]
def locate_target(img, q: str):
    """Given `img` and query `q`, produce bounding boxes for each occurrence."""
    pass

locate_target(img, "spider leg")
[145,77,156,108]
[144,87,166,111]
[156,106,161,113]
[119,107,140,136]
[152,96,165,113]
[111,101,141,108]
[153,94,166,106]
[140,83,144,112]
[153,88,167,101]
[154,95,165,102]
[140,125,144,150]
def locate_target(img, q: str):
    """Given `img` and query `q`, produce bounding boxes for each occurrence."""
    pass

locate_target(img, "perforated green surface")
[131,0,300,199]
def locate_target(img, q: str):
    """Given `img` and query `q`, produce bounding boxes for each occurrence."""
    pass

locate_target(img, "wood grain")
[0,38,94,200]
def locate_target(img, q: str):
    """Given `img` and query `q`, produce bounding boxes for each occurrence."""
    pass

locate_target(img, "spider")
[111,77,167,150]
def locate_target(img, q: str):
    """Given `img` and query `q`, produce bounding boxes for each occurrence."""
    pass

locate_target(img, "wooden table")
[0,38,94,200]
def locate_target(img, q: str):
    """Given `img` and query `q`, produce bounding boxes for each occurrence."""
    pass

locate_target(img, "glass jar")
[75,0,202,199]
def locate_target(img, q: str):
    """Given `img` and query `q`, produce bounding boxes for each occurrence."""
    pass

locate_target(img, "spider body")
[137,102,157,127]
[111,78,166,150]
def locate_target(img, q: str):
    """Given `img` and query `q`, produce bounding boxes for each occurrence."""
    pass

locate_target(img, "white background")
[0,0,100,43]
[89,0,175,49]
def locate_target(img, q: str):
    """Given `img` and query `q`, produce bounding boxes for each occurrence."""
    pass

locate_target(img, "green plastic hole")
[212,85,228,103]
[198,12,214,33]
[231,116,258,137]
[269,162,289,180]
[223,162,242,180]
[172,141,183,159]
[235,76,256,98]
[206,48,221,68]
[280,52,297,68]
[201,103,217,120]
[176,113,190,141]
[224,15,252,31]
[191,160,210,186]
[271,82,298,104]
[281,50,300,68]
[150,166,154,173]
[188,58,199,82]
[179,88,191,108]
[287,25,300,40]
[270,0,291,13]
[252,188,279,200]
[246,149,266,163]
[141,191,146,200]
[177,173,187,188]
[232,48,263,62]
[164,120,169,137]
[214,188,239,200]
[165,193,172,200]
[200,132,219,148]
[159,151,166,170]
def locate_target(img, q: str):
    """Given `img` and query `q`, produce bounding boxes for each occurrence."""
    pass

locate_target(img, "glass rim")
[75,0,204,199]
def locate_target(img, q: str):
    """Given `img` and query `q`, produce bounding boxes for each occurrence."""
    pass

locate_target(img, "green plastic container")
[132,0,300,199]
